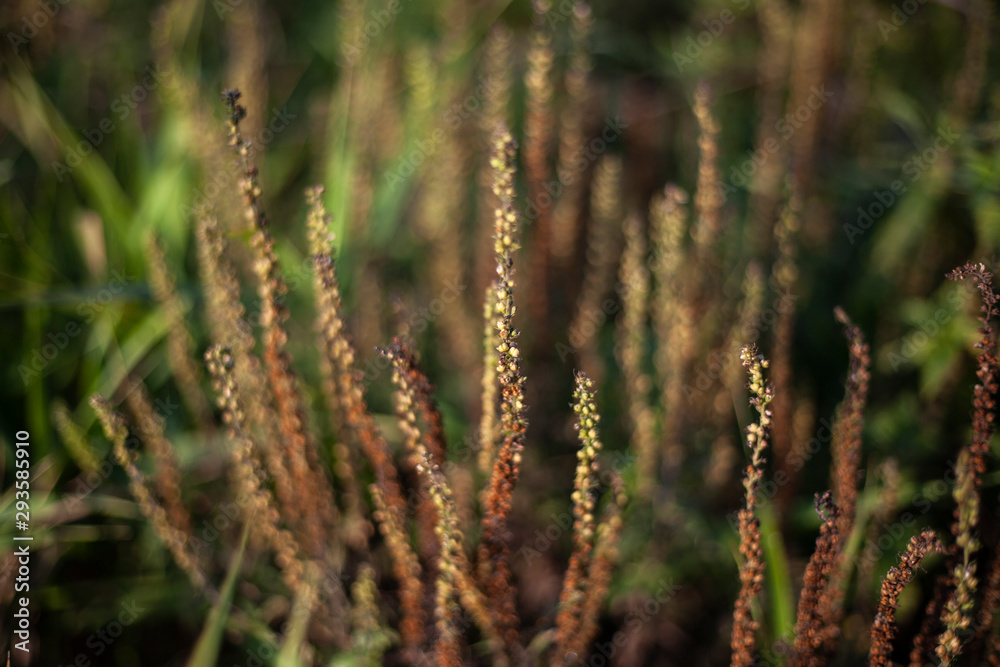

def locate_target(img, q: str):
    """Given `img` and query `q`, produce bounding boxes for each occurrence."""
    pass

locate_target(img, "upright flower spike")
[809,307,871,659]
[829,307,870,540]
[419,444,504,663]
[195,211,297,538]
[90,395,209,594]
[369,482,425,651]
[945,262,998,490]
[307,192,406,504]
[121,377,191,538]
[730,345,773,667]
[555,372,607,660]
[934,262,999,665]
[768,193,802,506]
[550,2,594,262]
[869,530,943,667]
[381,344,502,654]
[310,245,422,647]
[569,155,623,374]
[306,186,369,548]
[617,212,656,501]
[692,82,721,254]
[194,211,257,366]
[791,492,842,667]
[479,282,500,475]
[379,341,444,569]
[222,90,336,559]
[384,341,447,466]
[577,471,627,655]
[651,185,692,477]
[144,234,213,429]
[524,0,555,326]
[312,254,410,513]
[478,123,527,657]
[476,26,514,479]
[204,346,305,593]
[937,449,981,665]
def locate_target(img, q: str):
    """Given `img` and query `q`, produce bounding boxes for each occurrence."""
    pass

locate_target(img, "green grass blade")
[185,519,252,667]
[6,61,134,237]
[760,502,795,649]
[274,565,321,667]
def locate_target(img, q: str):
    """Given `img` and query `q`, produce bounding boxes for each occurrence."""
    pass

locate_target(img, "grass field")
[2,0,1000,665]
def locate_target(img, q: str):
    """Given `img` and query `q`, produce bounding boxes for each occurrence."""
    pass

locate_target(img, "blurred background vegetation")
[2,0,1000,664]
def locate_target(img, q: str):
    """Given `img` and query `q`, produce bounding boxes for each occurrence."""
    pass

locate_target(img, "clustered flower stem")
[791,492,842,667]
[81,57,1000,667]
[554,372,624,661]
[933,263,999,665]
[203,346,305,593]
[730,345,773,667]
[869,530,943,667]
[618,213,656,501]
[478,123,527,658]
[90,395,210,594]
[223,89,336,559]
[309,213,424,648]
[307,186,370,549]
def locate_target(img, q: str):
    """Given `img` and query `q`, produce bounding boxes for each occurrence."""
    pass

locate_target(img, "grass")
[3,0,1000,664]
